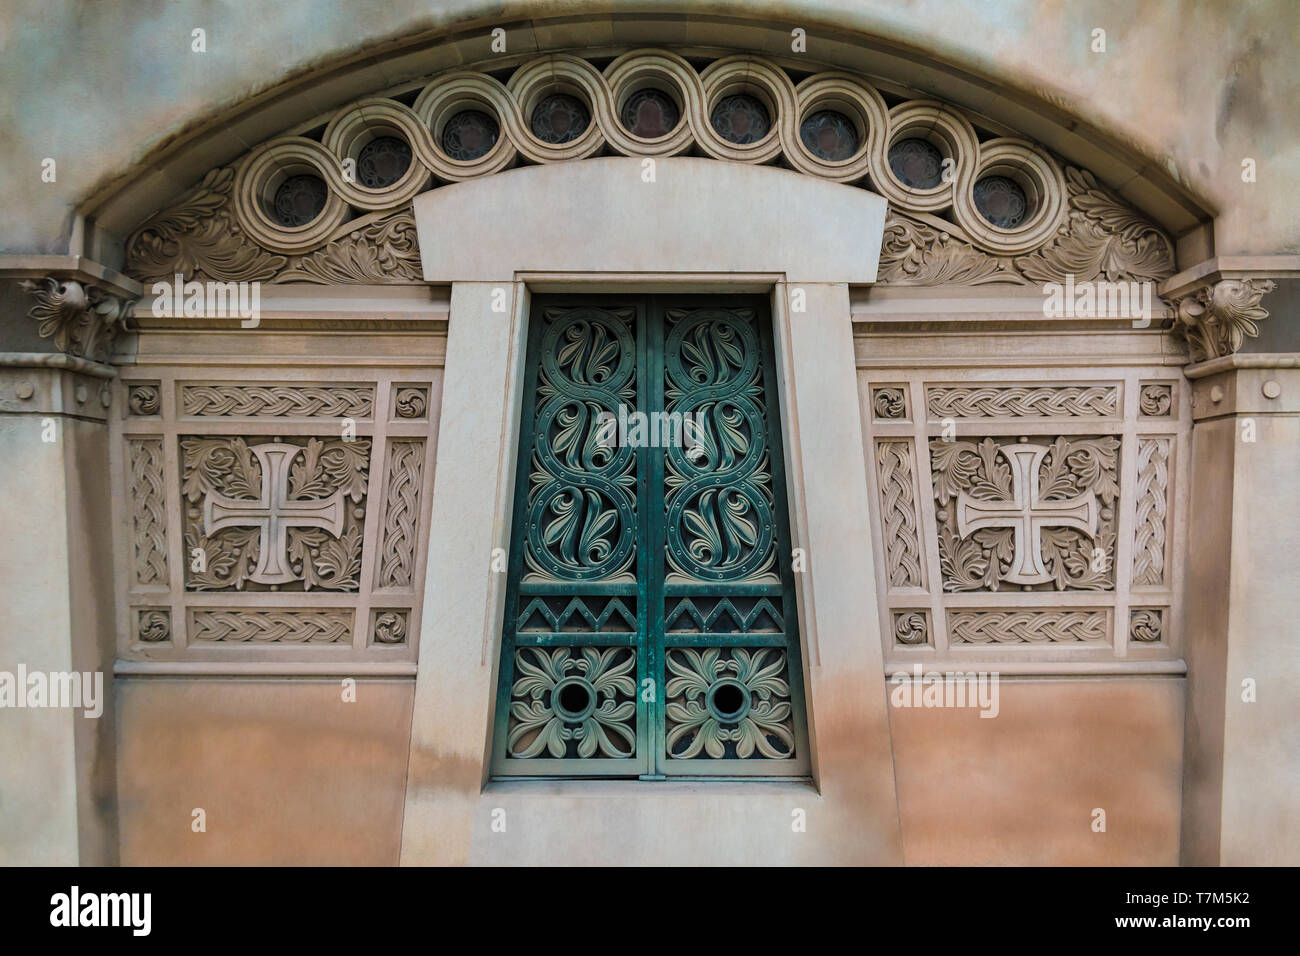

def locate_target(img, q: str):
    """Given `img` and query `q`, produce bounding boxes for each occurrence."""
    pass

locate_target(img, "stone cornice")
[1158,254,1300,300]
[1182,352,1300,379]
[0,255,143,299]
[0,351,117,379]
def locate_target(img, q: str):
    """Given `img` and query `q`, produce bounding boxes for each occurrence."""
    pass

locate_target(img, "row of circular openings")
[265,90,1033,232]
[549,673,752,725]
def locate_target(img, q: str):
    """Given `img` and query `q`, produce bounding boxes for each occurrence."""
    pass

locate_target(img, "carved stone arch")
[112,46,1183,295]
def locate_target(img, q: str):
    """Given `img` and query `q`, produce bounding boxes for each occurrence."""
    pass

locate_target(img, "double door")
[491,294,808,778]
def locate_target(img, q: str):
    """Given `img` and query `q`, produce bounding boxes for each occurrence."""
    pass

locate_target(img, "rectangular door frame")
[490,292,810,778]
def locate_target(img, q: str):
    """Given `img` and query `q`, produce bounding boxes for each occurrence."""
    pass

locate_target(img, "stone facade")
[1,3,1297,866]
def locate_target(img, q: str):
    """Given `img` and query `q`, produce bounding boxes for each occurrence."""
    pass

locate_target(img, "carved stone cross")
[956,442,1098,585]
[203,442,345,585]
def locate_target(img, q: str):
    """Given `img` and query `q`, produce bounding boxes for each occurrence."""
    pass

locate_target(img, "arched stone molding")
[118,47,1176,295]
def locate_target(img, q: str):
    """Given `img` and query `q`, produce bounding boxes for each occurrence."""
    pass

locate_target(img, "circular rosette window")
[663,309,775,582]
[525,309,638,583]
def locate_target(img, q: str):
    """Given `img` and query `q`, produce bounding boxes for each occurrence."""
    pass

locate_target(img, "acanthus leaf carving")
[1014,167,1175,285]
[20,277,137,362]
[276,209,423,284]
[180,434,370,592]
[1172,278,1277,362]
[876,212,1026,286]
[125,167,288,284]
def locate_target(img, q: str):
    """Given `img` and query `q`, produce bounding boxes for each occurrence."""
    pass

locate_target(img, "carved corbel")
[1171,277,1277,363]
[19,276,138,362]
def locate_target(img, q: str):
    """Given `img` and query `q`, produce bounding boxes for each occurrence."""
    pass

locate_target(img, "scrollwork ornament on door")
[523,307,638,583]
[663,308,778,583]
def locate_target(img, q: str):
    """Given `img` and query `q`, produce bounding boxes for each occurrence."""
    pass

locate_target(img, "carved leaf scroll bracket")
[1171,277,1278,363]
[20,276,139,363]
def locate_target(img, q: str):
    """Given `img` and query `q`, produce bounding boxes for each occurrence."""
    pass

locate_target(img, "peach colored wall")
[116,676,1185,865]
[116,679,413,865]
[890,678,1185,865]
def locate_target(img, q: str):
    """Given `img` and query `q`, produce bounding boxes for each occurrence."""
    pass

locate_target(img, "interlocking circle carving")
[230,49,1070,257]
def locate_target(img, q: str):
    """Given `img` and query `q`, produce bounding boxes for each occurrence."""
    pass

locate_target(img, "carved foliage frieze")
[876,213,1024,286]
[878,167,1175,288]
[116,48,1175,291]
[124,166,421,286]
[126,168,288,284]
[1014,168,1175,285]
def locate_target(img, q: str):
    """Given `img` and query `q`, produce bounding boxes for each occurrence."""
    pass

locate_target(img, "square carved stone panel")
[861,371,1186,666]
[111,369,441,664]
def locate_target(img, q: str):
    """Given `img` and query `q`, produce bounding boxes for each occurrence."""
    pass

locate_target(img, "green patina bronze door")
[491,295,809,778]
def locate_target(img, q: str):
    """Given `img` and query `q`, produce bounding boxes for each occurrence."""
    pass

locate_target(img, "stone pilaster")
[1175,268,1300,864]
[0,267,138,864]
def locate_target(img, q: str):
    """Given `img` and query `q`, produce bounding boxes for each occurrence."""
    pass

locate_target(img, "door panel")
[492,295,808,778]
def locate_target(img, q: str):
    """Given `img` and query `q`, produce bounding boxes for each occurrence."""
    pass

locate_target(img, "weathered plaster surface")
[0,1,1296,254]
[116,679,414,865]
[890,678,1185,865]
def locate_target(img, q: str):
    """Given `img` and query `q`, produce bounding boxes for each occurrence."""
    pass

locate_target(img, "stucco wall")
[116,679,414,865]
[0,0,1296,256]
